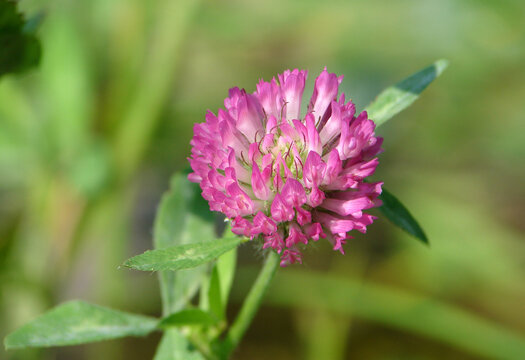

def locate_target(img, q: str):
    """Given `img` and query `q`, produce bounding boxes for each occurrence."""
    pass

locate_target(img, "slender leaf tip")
[434,59,449,76]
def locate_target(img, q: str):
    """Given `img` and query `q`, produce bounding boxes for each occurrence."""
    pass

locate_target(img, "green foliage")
[366,59,448,127]
[123,235,242,272]
[153,329,205,360]
[0,0,522,358]
[151,173,217,359]
[153,173,217,315]
[208,265,225,321]
[0,1,41,77]
[215,246,237,314]
[3,301,158,350]
[378,187,429,244]
[362,59,448,244]
[158,309,217,328]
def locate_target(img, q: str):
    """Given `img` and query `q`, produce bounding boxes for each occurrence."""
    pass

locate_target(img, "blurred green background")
[1,0,524,359]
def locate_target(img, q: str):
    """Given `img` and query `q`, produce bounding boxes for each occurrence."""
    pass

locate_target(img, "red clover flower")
[188,68,383,266]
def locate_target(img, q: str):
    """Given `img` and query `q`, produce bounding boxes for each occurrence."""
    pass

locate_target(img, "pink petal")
[226,183,254,216]
[319,101,342,144]
[305,113,322,154]
[278,69,308,121]
[251,162,270,200]
[314,212,356,234]
[263,233,285,253]
[271,193,294,222]
[285,224,308,247]
[231,216,252,237]
[296,207,312,226]
[280,249,302,267]
[252,211,277,235]
[308,186,325,207]
[332,234,348,254]
[309,68,343,122]
[304,222,326,241]
[281,178,307,208]
[235,91,264,141]
[320,196,373,217]
[303,151,326,188]
[255,77,283,120]
[219,109,249,152]
[323,149,342,185]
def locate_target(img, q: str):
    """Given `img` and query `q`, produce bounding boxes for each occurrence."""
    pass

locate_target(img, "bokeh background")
[1,0,525,359]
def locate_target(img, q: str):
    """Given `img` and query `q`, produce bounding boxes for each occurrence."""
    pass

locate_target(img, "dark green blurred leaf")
[4,301,157,349]
[236,269,525,360]
[0,1,41,77]
[365,59,448,127]
[378,187,428,244]
[153,329,205,360]
[124,235,242,272]
[158,309,216,328]
[154,173,216,315]
[208,265,224,321]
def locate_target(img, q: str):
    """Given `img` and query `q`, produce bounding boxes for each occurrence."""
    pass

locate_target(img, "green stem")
[219,251,280,358]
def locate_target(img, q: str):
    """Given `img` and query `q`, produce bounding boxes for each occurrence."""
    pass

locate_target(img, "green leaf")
[235,269,525,360]
[199,228,237,314]
[124,235,242,272]
[365,59,448,127]
[153,172,216,315]
[0,1,41,77]
[4,301,158,349]
[216,245,237,311]
[158,309,216,328]
[208,265,224,321]
[153,329,205,360]
[378,188,428,244]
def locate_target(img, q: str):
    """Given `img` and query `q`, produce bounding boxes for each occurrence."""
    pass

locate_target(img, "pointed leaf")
[365,59,448,127]
[4,301,158,349]
[158,309,216,328]
[124,236,242,272]
[378,188,428,244]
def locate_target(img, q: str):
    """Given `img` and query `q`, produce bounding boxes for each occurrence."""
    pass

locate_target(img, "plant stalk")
[219,251,280,358]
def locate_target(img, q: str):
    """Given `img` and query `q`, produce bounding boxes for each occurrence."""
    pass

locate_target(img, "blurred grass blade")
[124,236,242,272]
[234,269,525,359]
[154,329,205,360]
[379,188,428,244]
[154,173,216,315]
[158,309,216,328]
[4,301,157,349]
[365,59,448,127]
[113,0,201,178]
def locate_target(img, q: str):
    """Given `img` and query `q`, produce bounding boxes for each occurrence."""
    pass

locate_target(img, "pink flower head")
[189,68,383,266]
